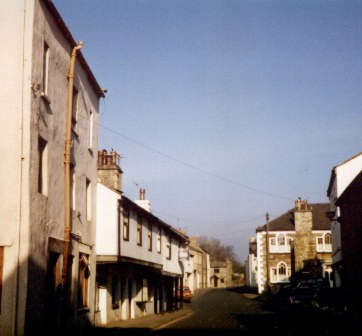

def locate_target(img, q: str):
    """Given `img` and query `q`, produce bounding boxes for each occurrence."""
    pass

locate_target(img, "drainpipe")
[62,41,83,288]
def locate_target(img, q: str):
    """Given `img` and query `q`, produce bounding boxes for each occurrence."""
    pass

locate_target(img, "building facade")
[0,1,104,334]
[335,170,362,304]
[188,238,210,292]
[255,200,332,294]
[95,150,189,325]
[327,152,362,287]
[245,237,258,288]
[210,259,232,288]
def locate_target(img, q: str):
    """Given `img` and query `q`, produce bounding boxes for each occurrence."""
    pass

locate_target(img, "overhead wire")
[97,121,294,201]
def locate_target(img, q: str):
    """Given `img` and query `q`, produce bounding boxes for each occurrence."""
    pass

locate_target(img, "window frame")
[137,215,143,246]
[157,226,162,254]
[123,207,130,241]
[38,136,48,196]
[148,223,152,251]
[42,41,50,95]
[88,110,93,151]
[86,178,91,221]
[71,86,78,131]
[78,253,90,309]
[166,235,172,260]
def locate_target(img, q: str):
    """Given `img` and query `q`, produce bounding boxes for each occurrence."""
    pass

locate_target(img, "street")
[91,288,359,336]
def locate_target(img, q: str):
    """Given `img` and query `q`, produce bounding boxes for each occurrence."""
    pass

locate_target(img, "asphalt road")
[91,288,359,336]
[154,288,358,336]
[167,288,265,330]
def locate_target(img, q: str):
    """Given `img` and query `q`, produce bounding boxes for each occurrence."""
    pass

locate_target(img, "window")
[72,86,78,129]
[88,110,93,150]
[42,41,49,95]
[269,234,291,253]
[123,208,129,241]
[78,254,90,308]
[157,226,161,253]
[214,268,220,274]
[86,178,91,221]
[277,234,285,246]
[38,136,48,195]
[148,223,152,251]
[0,247,3,313]
[70,167,75,209]
[111,276,119,309]
[270,262,289,283]
[137,215,142,246]
[316,233,332,252]
[166,236,172,260]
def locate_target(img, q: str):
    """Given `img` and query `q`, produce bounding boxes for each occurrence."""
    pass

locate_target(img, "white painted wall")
[120,211,163,266]
[96,183,120,255]
[0,1,34,333]
[328,153,362,287]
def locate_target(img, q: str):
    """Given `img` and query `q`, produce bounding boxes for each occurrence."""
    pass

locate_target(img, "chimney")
[293,198,313,271]
[135,188,151,212]
[97,149,123,192]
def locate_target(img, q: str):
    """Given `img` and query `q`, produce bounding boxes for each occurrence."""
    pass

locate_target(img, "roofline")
[256,202,329,232]
[327,152,362,197]
[43,0,105,98]
[121,196,189,242]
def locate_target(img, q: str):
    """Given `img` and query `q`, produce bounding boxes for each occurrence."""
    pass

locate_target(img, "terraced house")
[0,0,104,334]
[95,150,189,325]
[255,199,332,293]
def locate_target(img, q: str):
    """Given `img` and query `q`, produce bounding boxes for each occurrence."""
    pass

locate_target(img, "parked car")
[289,286,315,305]
[177,286,192,302]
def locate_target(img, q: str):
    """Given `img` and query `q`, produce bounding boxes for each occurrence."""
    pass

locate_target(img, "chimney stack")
[135,188,151,212]
[97,149,123,192]
[293,198,313,271]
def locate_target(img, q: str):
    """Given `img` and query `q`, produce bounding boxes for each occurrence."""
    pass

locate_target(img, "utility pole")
[265,212,270,290]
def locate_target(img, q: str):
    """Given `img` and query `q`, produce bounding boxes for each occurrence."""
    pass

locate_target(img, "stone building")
[188,238,210,292]
[245,236,258,288]
[0,0,104,334]
[255,200,332,293]
[327,152,362,287]
[95,150,189,325]
[335,170,362,302]
[210,259,232,288]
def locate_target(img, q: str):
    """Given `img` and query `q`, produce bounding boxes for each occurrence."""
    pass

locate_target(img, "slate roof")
[256,203,330,232]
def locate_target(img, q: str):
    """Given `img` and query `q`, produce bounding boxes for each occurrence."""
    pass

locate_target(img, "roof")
[43,0,105,98]
[121,196,189,242]
[256,203,330,232]
[327,152,362,197]
[336,171,362,205]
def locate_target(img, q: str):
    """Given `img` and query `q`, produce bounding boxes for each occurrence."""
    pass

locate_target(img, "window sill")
[41,92,51,105]
[123,238,129,242]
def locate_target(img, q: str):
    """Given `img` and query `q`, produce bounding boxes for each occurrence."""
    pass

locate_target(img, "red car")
[177,286,192,302]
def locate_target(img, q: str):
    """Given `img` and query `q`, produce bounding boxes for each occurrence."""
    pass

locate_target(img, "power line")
[97,121,293,201]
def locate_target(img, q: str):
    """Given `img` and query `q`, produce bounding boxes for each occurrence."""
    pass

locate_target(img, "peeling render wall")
[24,0,100,332]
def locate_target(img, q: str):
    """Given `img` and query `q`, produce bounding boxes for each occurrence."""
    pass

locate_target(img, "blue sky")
[55,0,362,260]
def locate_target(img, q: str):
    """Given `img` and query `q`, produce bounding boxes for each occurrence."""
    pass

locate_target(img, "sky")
[55,0,362,261]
